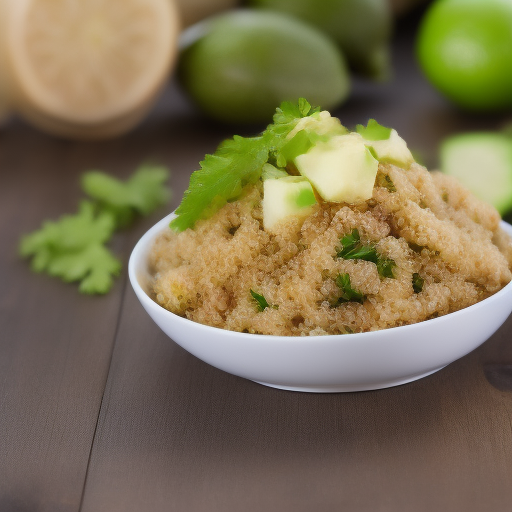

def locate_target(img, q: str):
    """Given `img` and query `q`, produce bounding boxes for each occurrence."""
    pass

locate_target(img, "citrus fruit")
[248,0,393,80]
[417,0,512,111]
[3,0,180,137]
[175,0,238,27]
[441,132,512,215]
[178,10,350,124]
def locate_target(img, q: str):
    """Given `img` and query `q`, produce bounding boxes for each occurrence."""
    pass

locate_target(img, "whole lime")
[248,0,393,80]
[178,10,350,124]
[417,0,512,110]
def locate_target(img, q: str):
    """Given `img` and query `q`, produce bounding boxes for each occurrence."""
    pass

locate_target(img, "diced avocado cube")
[294,133,379,203]
[287,110,348,140]
[263,176,317,233]
[367,129,414,169]
[357,119,414,169]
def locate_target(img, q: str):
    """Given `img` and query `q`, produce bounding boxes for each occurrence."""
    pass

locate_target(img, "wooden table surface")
[2,12,512,512]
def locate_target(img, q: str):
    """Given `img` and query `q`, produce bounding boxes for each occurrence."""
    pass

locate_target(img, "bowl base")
[252,366,446,393]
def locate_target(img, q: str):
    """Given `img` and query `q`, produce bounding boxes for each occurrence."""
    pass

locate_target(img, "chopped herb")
[170,98,319,232]
[333,273,365,305]
[337,228,396,278]
[377,257,396,279]
[408,242,425,253]
[375,173,396,192]
[412,273,424,293]
[250,289,278,312]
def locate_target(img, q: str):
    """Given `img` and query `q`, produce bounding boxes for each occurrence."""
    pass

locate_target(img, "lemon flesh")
[5,0,180,129]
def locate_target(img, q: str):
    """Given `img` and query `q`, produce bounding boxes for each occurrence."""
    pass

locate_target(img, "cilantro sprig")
[333,273,365,305]
[170,99,320,232]
[337,229,396,279]
[250,289,278,312]
[20,164,170,294]
[412,272,424,293]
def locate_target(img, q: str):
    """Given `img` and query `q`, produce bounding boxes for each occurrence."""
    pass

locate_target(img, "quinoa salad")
[149,100,512,336]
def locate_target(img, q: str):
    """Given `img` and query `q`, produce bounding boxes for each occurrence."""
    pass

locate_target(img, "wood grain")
[1,10,512,512]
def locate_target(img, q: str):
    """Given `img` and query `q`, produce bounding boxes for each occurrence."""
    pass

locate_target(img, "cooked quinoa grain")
[150,163,512,336]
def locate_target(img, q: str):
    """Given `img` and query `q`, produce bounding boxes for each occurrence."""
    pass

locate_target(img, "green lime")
[248,0,393,80]
[417,0,512,111]
[178,10,350,124]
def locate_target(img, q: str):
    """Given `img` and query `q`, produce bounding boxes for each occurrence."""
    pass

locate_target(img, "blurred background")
[2,0,512,218]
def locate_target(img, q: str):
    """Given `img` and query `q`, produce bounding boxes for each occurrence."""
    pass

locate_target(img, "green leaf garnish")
[170,98,320,232]
[82,164,170,228]
[276,129,314,167]
[412,273,424,293]
[377,258,396,279]
[20,164,171,294]
[19,201,121,294]
[337,228,396,279]
[356,119,392,141]
[333,273,365,305]
[273,98,320,125]
[250,289,277,312]
[170,136,269,232]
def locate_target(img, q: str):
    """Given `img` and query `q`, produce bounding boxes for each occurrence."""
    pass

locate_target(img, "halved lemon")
[4,0,180,136]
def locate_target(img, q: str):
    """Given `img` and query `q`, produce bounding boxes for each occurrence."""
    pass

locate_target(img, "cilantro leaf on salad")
[333,273,365,305]
[170,99,320,232]
[337,229,396,279]
[250,289,278,312]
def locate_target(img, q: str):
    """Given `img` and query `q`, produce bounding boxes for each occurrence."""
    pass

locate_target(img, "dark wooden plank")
[80,20,512,512]
[0,86,217,512]
[80,296,512,512]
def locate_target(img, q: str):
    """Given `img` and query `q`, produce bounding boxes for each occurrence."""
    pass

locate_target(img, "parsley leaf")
[170,98,320,232]
[250,289,277,312]
[170,136,269,232]
[82,164,170,228]
[337,228,396,279]
[412,273,424,293]
[333,273,365,305]
[19,201,121,294]
[377,258,396,278]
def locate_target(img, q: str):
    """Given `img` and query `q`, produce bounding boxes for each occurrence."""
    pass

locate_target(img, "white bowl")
[129,214,512,393]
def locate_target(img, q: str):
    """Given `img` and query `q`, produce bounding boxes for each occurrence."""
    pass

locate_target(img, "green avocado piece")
[263,176,317,232]
[294,133,379,203]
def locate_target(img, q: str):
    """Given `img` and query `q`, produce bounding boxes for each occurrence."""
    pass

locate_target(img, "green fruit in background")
[178,10,350,124]
[417,0,512,111]
[248,0,393,80]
